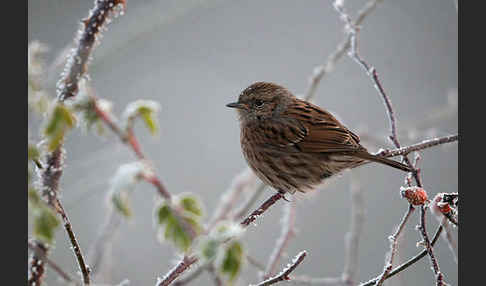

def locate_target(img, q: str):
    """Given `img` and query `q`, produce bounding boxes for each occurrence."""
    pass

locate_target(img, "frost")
[108,161,150,217]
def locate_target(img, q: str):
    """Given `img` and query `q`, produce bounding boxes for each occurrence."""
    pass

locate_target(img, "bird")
[226,81,412,194]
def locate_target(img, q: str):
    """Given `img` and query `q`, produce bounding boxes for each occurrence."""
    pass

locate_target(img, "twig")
[240,192,286,227]
[375,205,415,286]
[252,251,307,286]
[304,0,384,101]
[418,206,444,285]
[93,97,199,239]
[156,256,198,286]
[54,197,92,285]
[28,240,80,286]
[359,225,443,286]
[375,135,458,158]
[172,264,207,286]
[263,201,297,279]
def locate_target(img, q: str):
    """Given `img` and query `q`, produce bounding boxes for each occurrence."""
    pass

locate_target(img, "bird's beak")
[226,102,246,109]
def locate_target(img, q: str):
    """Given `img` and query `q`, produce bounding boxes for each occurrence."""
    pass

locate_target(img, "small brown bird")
[227,82,412,194]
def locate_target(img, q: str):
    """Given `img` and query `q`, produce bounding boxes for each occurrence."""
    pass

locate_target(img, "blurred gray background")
[28,0,458,285]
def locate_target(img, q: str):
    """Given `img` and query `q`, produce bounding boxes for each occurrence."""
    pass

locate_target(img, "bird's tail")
[354,152,413,172]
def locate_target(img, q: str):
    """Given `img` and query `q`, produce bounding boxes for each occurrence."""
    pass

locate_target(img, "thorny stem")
[252,251,307,286]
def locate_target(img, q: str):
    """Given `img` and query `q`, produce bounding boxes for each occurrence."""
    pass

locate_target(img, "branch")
[375,205,415,286]
[240,191,286,227]
[156,256,198,286]
[171,265,206,286]
[418,206,444,285]
[360,224,442,286]
[376,135,458,158]
[252,251,307,286]
[29,1,127,284]
[54,197,92,285]
[304,0,384,101]
[57,0,127,101]
[332,2,453,285]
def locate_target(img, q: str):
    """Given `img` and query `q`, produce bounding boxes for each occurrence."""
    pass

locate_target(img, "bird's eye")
[254,99,264,108]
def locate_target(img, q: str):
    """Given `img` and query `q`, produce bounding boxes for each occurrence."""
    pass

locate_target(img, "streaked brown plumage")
[227,82,412,194]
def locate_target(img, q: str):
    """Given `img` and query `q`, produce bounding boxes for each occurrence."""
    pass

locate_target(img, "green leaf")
[44,104,75,151]
[221,241,244,283]
[111,191,132,218]
[155,202,202,252]
[139,107,158,134]
[33,207,60,244]
[200,238,219,261]
[157,204,171,224]
[28,144,40,161]
[108,162,147,218]
[180,195,203,217]
[123,100,160,135]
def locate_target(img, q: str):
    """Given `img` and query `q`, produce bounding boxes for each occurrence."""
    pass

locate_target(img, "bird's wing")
[278,99,365,153]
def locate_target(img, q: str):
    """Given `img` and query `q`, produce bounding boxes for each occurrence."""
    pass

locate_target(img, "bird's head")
[226,82,294,123]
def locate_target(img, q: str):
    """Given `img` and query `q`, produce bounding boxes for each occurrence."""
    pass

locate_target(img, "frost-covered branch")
[57,0,126,101]
[252,251,307,286]
[375,205,415,286]
[304,0,384,101]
